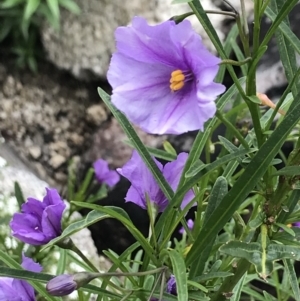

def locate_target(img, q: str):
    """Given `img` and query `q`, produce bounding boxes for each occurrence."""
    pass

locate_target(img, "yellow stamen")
[170,69,185,91]
[170,81,184,91]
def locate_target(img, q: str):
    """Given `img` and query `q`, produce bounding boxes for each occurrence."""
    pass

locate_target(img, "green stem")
[71,244,99,273]
[220,57,252,66]
[56,238,99,273]
[216,110,249,151]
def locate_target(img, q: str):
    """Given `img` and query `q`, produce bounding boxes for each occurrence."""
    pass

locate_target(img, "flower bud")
[46,272,97,296]
[46,274,77,296]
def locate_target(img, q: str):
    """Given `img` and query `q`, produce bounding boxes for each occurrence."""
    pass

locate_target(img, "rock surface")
[41,0,238,80]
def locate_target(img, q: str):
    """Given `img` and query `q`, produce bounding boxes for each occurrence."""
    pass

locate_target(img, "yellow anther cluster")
[170,70,185,91]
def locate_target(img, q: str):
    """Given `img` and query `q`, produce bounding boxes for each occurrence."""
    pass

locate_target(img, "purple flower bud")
[167,275,177,295]
[179,219,194,234]
[293,222,300,227]
[46,274,77,296]
[93,159,120,187]
[10,188,66,245]
[46,272,97,296]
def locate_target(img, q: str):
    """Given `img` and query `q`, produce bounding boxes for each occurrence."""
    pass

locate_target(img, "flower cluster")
[3,15,225,299]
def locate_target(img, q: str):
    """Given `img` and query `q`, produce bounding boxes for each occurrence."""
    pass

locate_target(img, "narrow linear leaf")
[169,249,188,301]
[272,166,300,176]
[24,0,40,21]
[265,6,300,55]
[283,259,300,301]
[46,0,59,21]
[230,272,247,301]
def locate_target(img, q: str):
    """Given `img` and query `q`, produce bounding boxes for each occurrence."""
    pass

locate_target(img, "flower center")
[169,70,192,92]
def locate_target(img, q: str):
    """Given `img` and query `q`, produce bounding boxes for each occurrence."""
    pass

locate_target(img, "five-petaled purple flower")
[93,159,120,188]
[117,150,195,212]
[10,188,66,245]
[0,254,42,301]
[179,219,194,234]
[108,17,225,135]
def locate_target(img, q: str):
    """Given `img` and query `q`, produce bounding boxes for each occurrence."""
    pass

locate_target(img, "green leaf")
[186,94,300,269]
[0,0,24,9]
[263,291,276,301]
[56,248,67,275]
[193,272,234,282]
[277,190,300,224]
[283,259,300,301]
[58,0,80,14]
[41,209,110,251]
[260,0,299,49]
[187,280,208,293]
[24,0,41,20]
[272,166,300,176]
[163,141,177,156]
[14,181,25,209]
[247,95,261,104]
[275,223,295,237]
[169,249,188,301]
[271,0,300,100]
[46,0,60,23]
[72,202,157,264]
[230,273,247,301]
[98,87,174,203]
[220,241,300,278]
[203,177,228,225]
[265,6,300,55]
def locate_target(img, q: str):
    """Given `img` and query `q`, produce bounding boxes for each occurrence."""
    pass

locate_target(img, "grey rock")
[49,154,66,169]
[28,145,42,159]
[41,0,230,80]
[86,104,107,126]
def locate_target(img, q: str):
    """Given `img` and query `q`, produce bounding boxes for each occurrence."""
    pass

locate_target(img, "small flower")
[117,151,195,212]
[167,275,177,295]
[46,272,96,296]
[0,254,42,301]
[46,274,77,296]
[93,159,120,187]
[293,222,300,227]
[107,17,225,135]
[10,188,66,245]
[179,219,194,234]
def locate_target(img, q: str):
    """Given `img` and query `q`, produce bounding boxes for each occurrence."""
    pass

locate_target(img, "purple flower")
[293,222,300,227]
[117,151,195,212]
[179,219,194,234]
[0,254,42,301]
[93,159,120,187]
[10,188,66,245]
[107,17,225,135]
[167,275,177,295]
[46,274,77,296]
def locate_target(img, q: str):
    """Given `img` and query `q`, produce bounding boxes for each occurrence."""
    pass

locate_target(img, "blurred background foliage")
[0,0,81,72]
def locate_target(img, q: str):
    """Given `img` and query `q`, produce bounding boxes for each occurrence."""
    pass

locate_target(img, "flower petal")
[163,153,195,208]
[117,151,163,209]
